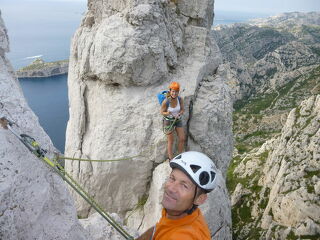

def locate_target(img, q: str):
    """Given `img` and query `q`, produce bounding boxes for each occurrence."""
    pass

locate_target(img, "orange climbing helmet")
[169,81,180,91]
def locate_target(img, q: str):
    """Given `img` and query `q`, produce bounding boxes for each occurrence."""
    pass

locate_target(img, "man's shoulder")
[156,209,211,240]
[169,226,210,240]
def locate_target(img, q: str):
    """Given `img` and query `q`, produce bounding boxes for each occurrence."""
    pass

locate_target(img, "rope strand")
[1,117,134,240]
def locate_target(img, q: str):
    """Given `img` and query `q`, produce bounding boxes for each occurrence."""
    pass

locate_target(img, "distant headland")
[16,58,69,78]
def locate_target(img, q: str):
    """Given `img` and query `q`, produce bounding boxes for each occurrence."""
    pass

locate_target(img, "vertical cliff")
[230,95,320,239]
[65,0,233,238]
[0,10,90,240]
[213,13,320,239]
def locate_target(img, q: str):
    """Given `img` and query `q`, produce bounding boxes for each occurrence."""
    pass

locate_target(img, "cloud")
[24,55,43,60]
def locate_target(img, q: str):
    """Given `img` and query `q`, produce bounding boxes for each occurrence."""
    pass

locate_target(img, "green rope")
[57,147,152,162]
[58,155,139,162]
[1,118,134,240]
[163,117,179,135]
[51,157,134,239]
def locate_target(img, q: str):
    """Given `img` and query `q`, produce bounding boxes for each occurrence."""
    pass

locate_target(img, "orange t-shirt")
[153,208,211,240]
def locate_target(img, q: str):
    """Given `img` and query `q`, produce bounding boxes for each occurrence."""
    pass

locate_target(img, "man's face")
[162,168,196,216]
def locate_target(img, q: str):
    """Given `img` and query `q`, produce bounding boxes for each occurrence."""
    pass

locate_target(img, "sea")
[1,0,86,152]
[1,1,272,152]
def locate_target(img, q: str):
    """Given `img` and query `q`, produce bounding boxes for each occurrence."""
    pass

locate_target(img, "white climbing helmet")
[170,151,217,192]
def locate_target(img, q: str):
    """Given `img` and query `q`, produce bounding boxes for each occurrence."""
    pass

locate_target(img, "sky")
[215,0,320,14]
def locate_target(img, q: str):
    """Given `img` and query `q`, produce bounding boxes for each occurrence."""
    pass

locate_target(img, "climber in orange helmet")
[160,81,185,160]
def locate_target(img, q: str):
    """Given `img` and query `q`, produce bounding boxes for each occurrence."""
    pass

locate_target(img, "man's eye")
[182,184,189,190]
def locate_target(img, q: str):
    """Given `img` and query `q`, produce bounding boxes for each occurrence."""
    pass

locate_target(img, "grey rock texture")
[260,95,320,238]
[0,10,90,240]
[213,12,320,102]
[230,95,320,239]
[65,0,233,238]
[217,12,320,240]
[80,212,138,240]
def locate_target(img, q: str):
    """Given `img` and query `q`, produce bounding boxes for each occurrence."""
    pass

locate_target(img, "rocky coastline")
[16,58,68,78]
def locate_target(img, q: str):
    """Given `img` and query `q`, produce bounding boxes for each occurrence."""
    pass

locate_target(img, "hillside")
[213,12,320,239]
[16,58,68,78]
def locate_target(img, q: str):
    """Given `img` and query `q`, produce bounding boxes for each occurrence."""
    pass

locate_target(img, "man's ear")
[194,193,207,206]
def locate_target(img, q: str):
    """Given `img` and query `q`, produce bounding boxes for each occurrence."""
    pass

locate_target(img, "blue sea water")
[19,75,69,152]
[2,0,86,70]
[1,0,272,153]
[213,10,273,26]
[1,0,86,152]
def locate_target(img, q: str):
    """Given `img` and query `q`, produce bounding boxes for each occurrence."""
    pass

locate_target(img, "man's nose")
[166,181,178,193]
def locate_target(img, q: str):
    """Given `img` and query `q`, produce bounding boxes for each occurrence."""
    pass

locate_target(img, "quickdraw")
[0,117,134,240]
[162,116,180,135]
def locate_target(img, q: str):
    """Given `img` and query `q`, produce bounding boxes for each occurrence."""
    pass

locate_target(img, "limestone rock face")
[260,95,320,238]
[0,11,90,240]
[230,95,320,239]
[66,0,233,238]
[80,212,138,240]
[189,65,233,174]
[0,10,9,54]
[213,12,320,101]
[216,12,320,239]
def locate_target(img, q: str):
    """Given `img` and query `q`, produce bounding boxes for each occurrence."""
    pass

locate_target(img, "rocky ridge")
[213,12,320,101]
[213,12,320,239]
[16,58,69,78]
[0,10,91,240]
[229,95,320,239]
[65,0,233,238]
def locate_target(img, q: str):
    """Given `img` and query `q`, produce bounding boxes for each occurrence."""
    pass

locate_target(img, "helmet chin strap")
[185,186,199,215]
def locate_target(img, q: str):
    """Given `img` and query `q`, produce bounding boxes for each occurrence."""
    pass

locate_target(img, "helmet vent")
[175,154,182,159]
[190,164,201,173]
[210,171,216,182]
[199,172,210,185]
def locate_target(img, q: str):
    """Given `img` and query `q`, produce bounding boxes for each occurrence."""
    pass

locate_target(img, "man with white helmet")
[136,151,217,240]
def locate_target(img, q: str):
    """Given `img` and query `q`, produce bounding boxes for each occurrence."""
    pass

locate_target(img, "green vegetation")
[287,230,297,240]
[265,67,277,78]
[124,193,149,224]
[234,92,278,114]
[286,230,320,240]
[259,151,269,164]
[300,235,320,240]
[235,143,250,154]
[258,188,270,209]
[227,150,270,239]
[310,47,320,56]
[301,24,320,42]
[303,169,320,179]
[243,130,270,141]
[136,194,148,210]
[18,58,69,71]
[307,184,314,194]
[226,156,244,192]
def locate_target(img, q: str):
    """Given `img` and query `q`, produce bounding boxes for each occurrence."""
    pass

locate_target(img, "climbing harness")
[162,116,180,135]
[0,117,134,240]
